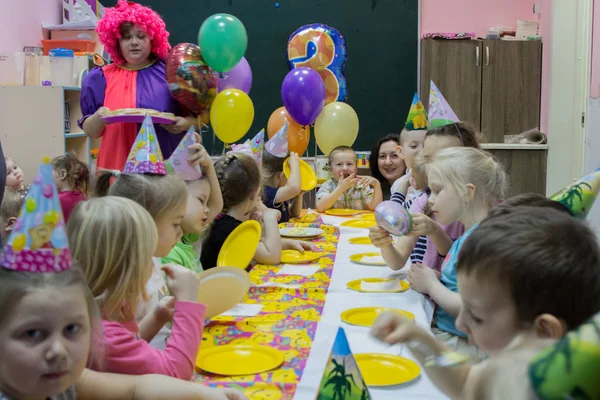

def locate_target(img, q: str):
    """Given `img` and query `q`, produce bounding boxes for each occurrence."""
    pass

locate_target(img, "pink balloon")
[218,57,252,94]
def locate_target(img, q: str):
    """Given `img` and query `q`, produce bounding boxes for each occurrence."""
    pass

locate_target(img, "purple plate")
[102,114,176,125]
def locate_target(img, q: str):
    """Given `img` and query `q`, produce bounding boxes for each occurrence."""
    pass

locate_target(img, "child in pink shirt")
[52,152,90,222]
[67,196,206,380]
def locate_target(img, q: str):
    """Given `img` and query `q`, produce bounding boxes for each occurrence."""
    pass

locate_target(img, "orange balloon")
[267,107,310,155]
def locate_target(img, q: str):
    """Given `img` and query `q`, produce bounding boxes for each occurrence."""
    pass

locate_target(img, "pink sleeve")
[408,193,427,213]
[101,301,206,380]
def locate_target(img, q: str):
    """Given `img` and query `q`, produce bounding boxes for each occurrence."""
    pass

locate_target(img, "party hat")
[165,126,203,181]
[316,327,372,399]
[123,114,166,175]
[428,81,460,128]
[264,121,289,157]
[1,158,71,272]
[550,168,600,218]
[529,311,600,399]
[404,93,429,131]
[229,129,265,165]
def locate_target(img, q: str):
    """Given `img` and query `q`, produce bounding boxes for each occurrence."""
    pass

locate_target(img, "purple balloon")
[281,68,326,126]
[218,57,252,94]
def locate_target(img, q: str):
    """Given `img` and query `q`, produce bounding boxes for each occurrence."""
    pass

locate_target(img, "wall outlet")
[533,0,542,14]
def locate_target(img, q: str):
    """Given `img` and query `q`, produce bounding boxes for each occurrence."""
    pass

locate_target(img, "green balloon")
[198,13,248,73]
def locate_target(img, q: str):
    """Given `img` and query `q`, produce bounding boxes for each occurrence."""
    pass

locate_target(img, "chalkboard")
[103,0,418,154]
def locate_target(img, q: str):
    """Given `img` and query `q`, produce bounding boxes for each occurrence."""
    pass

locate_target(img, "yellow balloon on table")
[314,102,359,155]
[210,88,254,143]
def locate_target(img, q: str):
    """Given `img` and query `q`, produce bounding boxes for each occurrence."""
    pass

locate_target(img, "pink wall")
[421,0,536,37]
[0,0,62,53]
[591,0,600,99]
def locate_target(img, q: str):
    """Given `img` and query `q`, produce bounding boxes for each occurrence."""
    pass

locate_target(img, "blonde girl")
[0,258,244,399]
[95,171,188,348]
[201,153,283,269]
[67,196,205,379]
[405,147,506,352]
[261,151,303,222]
[371,122,481,271]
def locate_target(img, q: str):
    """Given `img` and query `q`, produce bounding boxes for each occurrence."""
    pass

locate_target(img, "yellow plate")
[195,344,284,376]
[217,220,261,269]
[280,250,324,264]
[349,252,386,266]
[346,278,409,293]
[341,219,377,229]
[355,353,421,387]
[196,267,251,319]
[348,236,372,245]
[325,208,364,217]
[283,158,317,191]
[358,213,376,221]
[340,307,415,327]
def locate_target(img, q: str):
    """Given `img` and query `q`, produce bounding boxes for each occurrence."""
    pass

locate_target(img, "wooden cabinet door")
[421,40,482,129]
[481,41,542,142]
[487,149,547,197]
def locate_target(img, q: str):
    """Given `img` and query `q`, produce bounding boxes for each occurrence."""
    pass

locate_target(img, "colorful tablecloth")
[193,216,339,399]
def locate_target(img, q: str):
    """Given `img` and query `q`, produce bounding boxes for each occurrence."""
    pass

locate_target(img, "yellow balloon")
[314,102,359,155]
[210,89,254,144]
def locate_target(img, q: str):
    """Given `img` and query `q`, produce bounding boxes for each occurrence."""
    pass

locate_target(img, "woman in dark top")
[368,134,406,200]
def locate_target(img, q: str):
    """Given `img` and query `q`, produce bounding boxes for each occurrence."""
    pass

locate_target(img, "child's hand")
[409,213,439,236]
[288,152,300,170]
[338,173,358,192]
[369,226,393,248]
[153,296,175,325]
[187,136,212,169]
[201,387,249,400]
[393,170,412,195]
[371,311,422,345]
[161,264,200,303]
[282,239,316,253]
[357,176,380,189]
[408,263,439,295]
[263,208,281,222]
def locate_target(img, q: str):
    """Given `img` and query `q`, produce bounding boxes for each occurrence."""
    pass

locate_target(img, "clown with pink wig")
[78,0,198,172]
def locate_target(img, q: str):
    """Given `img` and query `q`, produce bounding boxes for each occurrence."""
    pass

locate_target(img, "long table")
[194,213,447,399]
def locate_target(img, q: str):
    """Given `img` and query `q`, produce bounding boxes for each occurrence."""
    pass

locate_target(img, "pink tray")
[102,114,176,125]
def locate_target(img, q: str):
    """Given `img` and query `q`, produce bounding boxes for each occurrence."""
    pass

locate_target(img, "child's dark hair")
[369,134,402,183]
[262,151,286,183]
[94,171,187,219]
[215,153,261,212]
[457,207,600,330]
[1,188,22,221]
[52,152,90,194]
[487,193,570,219]
[426,122,482,149]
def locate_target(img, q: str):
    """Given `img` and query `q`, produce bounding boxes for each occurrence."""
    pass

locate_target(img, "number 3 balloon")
[287,23,347,104]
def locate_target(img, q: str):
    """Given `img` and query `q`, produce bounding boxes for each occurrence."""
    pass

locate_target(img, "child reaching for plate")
[370,206,600,399]
[316,146,383,212]
[52,152,90,222]
[68,197,206,379]
[4,156,30,200]
[201,153,313,270]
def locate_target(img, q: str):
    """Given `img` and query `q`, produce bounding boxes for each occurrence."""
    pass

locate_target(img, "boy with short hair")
[316,145,382,212]
[371,207,600,399]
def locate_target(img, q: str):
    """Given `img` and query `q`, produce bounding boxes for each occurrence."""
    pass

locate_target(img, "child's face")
[153,202,186,257]
[182,179,211,235]
[5,159,24,190]
[421,135,462,161]
[456,271,522,355]
[399,130,426,169]
[377,141,405,183]
[427,171,464,225]
[329,151,358,182]
[0,285,90,398]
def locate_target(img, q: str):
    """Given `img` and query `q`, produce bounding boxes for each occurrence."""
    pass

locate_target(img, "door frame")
[546,0,593,195]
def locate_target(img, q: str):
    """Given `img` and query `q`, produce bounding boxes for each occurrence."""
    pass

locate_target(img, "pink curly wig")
[96,0,171,65]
